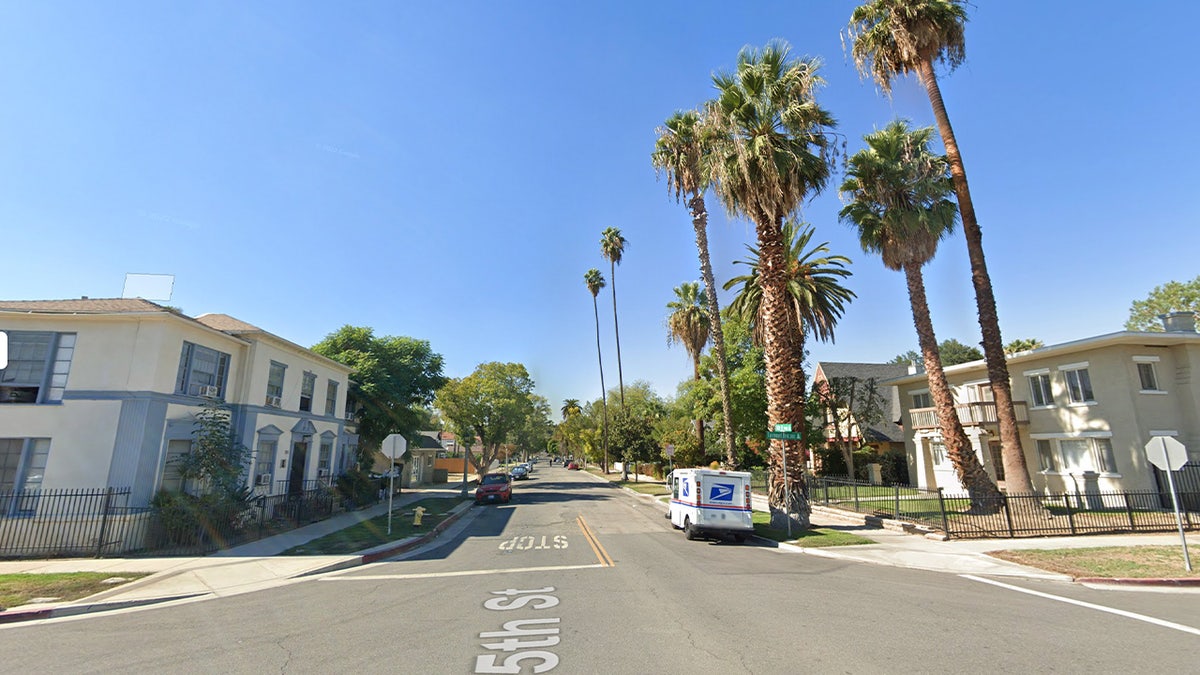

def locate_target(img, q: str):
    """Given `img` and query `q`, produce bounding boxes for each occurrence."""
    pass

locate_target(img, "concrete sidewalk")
[0,484,477,625]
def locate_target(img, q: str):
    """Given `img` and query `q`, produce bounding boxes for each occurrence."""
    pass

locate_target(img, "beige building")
[0,298,354,510]
[888,313,1200,495]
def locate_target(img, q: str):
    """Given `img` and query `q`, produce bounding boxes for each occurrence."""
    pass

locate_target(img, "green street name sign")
[773,423,793,432]
[766,431,802,440]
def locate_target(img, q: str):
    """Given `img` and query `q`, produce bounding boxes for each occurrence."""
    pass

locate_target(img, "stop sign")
[1145,435,1188,471]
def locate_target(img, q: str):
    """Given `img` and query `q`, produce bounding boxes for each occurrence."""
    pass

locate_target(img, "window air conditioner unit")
[266,395,282,408]
[199,385,220,398]
[255,474,272,486]
[318,469,329,477]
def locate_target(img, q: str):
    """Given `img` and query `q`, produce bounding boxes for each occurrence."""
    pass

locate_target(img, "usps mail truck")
[666,468,753,542]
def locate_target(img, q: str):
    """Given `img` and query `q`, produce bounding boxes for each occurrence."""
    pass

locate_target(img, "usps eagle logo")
[709,483,734,502]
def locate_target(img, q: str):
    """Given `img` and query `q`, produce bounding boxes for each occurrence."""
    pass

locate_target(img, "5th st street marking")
[499,535,568,552]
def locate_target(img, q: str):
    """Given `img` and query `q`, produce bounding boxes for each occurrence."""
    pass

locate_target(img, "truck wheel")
[684,517,697,541]
[733,534,746,543]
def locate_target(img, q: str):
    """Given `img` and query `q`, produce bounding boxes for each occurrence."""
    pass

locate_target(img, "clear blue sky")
[3,2,1198,419]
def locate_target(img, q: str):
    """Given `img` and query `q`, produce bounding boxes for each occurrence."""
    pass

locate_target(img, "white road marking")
[962,574,1200,637]
[322,563,605,582]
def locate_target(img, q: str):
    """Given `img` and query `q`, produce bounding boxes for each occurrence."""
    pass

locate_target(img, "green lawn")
[282,497,469,555]
[751,512,875,547]
[989,546,1199,579]
[1,572,149,610]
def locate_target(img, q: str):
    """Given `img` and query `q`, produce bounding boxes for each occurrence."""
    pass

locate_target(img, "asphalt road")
[2,466,1198,673]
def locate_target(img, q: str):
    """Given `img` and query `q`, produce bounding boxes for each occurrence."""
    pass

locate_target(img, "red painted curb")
[361,503,472,564]
[1075,576,1200,586]
[0,608,52,624]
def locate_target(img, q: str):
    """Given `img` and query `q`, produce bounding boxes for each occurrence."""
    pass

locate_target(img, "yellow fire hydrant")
[413,506,427,528]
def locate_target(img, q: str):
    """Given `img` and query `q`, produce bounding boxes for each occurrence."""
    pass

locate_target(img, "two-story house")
[888,313,1200,495]
[0,298,354,511]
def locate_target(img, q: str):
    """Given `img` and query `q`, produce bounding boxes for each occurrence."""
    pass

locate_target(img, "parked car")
[510,465,529,480]
[475,472,513,504]
[566,461,580,470]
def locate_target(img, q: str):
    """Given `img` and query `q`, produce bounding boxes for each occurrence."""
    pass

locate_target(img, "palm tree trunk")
[903,261,1002,512]
[757,212,810,531]
[610,261,626,409]
[593,296,610,474]
[689,192,738,469]
[916,59,1034,495]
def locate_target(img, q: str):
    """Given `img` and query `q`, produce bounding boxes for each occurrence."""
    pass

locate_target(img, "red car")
[566,461,580,470]
[475,472,513,504]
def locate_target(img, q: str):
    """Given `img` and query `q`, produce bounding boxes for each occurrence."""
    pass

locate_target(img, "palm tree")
[666,282,711,448]
[584,268,610,474]
[709,40,837,530]
[652,109,738,469]
[839,120,1001,510]
[561,399,582,419]
[599,227,627,408]
[847,0,1033,494]
[723,219,855,350]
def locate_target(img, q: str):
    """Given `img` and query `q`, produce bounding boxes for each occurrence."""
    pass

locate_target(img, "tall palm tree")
[561,399,582,419]
[723,219,855,350]
[847,0,1033,494]
[584,268,610,473]
[666,281,711,447]
[652,109,738,469]
[709,40,837,530]
[839,120,1001,510]
[599,227,627,408]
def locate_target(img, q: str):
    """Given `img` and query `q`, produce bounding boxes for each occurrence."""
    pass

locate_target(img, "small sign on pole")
[773,423,793,433]
[1145,435,1192,572]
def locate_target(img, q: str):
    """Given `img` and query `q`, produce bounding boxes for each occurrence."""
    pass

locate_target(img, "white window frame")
[1133,356,1165,394]
[1058,363,1095,405]
[176,341,230,399]
[266,362,286,406]
[254,439,278,488]
[1025,369,1053,409]
[911,389,931,409]
[1030,432,1119,476]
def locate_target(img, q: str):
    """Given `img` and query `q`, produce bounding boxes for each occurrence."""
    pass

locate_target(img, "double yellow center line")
[576,515,614,567]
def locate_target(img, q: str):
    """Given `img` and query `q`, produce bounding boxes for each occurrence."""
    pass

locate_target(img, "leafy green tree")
[848,0,1030,494]
[667,282,711,449]
[889,350,921,365]
[1126,276,1200,331]
[600,227,628,407]
[710,40,838,531]
[585,268,611,472]
[512,395,553,462]
[1004,338,1044,354]
[840,120,1001,510]
[174,397,251,497]
[652,108,738,469]
[435,362,539,474]
[811,376,887,480]
[937,338,983,366]
[695,313,768,470]
[312,326,446,461]
[609,408,658,481]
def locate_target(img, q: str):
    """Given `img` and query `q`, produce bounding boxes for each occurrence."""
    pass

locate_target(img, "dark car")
[509,465,529,480]
[475,472,513,504]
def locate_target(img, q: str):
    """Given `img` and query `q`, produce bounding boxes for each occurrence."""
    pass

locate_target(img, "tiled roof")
[0,298,169,314]
[194,313,261,333]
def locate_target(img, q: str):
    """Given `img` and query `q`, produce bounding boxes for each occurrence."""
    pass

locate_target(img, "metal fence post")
[94,487,114,558]
[1062,493,1076,535]
[937,487,950,538]
[853,481,860,512]
[1002,495,1015,538]
[894,483,901,519]
[1123,491,1135,531]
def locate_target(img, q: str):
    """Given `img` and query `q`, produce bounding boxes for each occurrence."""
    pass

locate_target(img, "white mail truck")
[666,468,754,542]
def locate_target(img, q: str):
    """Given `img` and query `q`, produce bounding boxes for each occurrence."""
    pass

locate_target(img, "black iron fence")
[808,476,1199,539]
[0,486,339,559]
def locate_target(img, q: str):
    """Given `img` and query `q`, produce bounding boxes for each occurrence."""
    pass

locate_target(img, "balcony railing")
[908,401,1028,430]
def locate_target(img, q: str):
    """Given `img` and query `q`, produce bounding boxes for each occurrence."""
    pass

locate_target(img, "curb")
[359,500,475,565]
[0,593,207,625]
[1075,576,1200,587]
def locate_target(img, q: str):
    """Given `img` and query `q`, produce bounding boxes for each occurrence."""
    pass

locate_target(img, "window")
[325,380,338,416]
[988,441,1005,481]
[254,440,277,487]
[912,391,931,409]
[1,438,50,492]
[1028,373,1053,408]
[1,331,75,403]
[160,440,191,493]
[1036,437,1118,474]
[175,341,230,398]
[266,362,286,407]
[318,440,332,476]
[1136,362,1160,392]
[1062,366,1094,403]
[929,441,948,466]
[299,372,316,412]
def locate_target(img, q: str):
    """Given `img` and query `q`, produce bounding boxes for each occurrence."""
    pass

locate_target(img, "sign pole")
[387,443,396,536]
[781,440,792,539]
[1164,468,1193,572]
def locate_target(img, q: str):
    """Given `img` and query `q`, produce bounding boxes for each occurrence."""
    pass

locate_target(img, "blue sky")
[3,2,1198,419]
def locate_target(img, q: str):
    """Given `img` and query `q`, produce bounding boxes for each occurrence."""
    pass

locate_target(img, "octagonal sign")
[1145,435,1188,471]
